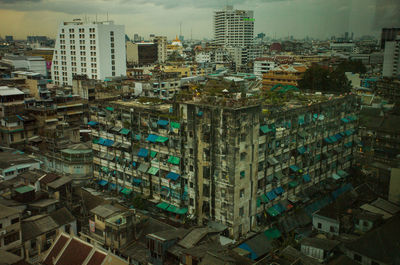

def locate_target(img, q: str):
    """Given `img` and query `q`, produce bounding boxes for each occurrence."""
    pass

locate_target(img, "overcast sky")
[0,0,399,40]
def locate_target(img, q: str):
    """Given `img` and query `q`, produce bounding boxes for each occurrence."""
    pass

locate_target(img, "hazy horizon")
[1,0,399,41]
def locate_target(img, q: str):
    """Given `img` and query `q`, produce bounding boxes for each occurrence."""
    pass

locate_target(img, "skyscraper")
[214,5,254,48]
[383,34,400,77]
[213,6,255,69]
[51,19,126,86]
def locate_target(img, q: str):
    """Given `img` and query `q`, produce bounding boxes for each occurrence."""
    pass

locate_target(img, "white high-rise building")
[51,20,126,86]
[383,34,400,77]
[214,6,254,69]
[214,5,254,48]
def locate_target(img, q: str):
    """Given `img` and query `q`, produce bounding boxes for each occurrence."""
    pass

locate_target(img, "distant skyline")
[0,0,399,41]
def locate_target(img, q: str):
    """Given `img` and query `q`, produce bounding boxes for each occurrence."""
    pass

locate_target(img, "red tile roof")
[55,238,92,265]
[86,251,106,265]
[43,234,69,265]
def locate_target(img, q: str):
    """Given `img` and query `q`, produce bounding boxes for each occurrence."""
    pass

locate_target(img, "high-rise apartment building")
[214,5,254,47]
[51,20,126,86]
[89,92,358,239]
[152,36,167,63]
[214,6,254,69]
[383,34,400,77]
[380,28,400,49]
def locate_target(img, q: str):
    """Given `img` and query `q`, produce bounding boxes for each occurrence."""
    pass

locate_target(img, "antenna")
[95,13,98,23]
[179,22,182,37]
[107,12,109,22]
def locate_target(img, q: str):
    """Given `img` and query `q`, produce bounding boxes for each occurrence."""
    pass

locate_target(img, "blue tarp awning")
[303,174,311,182]
[103,139,114,147]
[298,146,307,154]
[146,134,158,143]
[290,165,300,172]
[133,178,142,184]
[157,120,169,126]
[267,190,277,201]
[138,148,149,157]
[88,121,98,126]
[98,180,108,186]
[166,172,180,181]
[273,203,286,214]
[274,186,284,195]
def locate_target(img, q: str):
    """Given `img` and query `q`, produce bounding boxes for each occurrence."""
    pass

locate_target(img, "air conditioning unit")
[0,230,6,236]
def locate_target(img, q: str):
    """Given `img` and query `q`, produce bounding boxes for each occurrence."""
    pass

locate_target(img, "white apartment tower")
[51,20,126,86]
[214,5,254,48]
[383,34,400,77]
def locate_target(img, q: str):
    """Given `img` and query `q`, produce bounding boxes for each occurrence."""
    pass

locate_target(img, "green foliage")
[336,59,367,74]
[131,194,145,210]
[299,64,351,92]
[167,51,184,62]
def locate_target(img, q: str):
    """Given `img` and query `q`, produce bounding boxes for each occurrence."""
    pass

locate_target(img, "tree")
[336,59,367,74]
[299,64,351,92]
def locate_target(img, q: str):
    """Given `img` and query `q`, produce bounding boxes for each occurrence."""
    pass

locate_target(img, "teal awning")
[106,107,114,111]
[168,156,180,165]
[156,136,169,143]
[264,228,281,239]
[331,173,341,180]
[289,181,299,188]
[147,166,159,175]
[267,206,280,217]
[337,170,349,178]
[121,188,132,195]
[170,122,180,129]
[120,128,130,135]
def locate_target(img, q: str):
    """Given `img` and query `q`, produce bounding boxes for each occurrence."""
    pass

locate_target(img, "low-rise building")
[262,65,307,90]
[300,237,339,262]
[0,204,22,256]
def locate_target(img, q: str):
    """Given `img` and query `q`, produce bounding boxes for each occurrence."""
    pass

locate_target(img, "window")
[330,226,335,232]
[317,223,322,229]
[240,189,244,198]
[4,232,19,245]
[239,207,244,217]
[240,170,245,179]
[353,254,362,262]
[240,152,246,161]
[363,220,369,227]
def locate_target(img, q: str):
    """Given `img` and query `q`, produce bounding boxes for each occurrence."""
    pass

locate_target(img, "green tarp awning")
[289,181,299,188]
[121,188,132,195]
[156,136,169,143]
[106,107,114,111]
[156,202,169,210]
[267,207,280,217]
[148,166,159,175]
[168,156,180,165]
[170,122,181,129]
[150,151,157,158]
[261,194,269,203]
[120,128,130,135]
[264,228,281,239]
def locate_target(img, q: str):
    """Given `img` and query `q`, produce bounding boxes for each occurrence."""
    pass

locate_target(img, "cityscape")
[0,1,400,265]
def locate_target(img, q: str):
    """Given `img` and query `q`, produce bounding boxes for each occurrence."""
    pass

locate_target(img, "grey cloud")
[0,0,40,2]
[373,0,400,29]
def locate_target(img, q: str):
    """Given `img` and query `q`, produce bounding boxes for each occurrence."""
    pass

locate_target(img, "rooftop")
[301,237,339,251]
[0,203,20,219]
[345,214,400,264]
[90,203,122,219]
[0,150,39,170]
[0,86,24,96]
